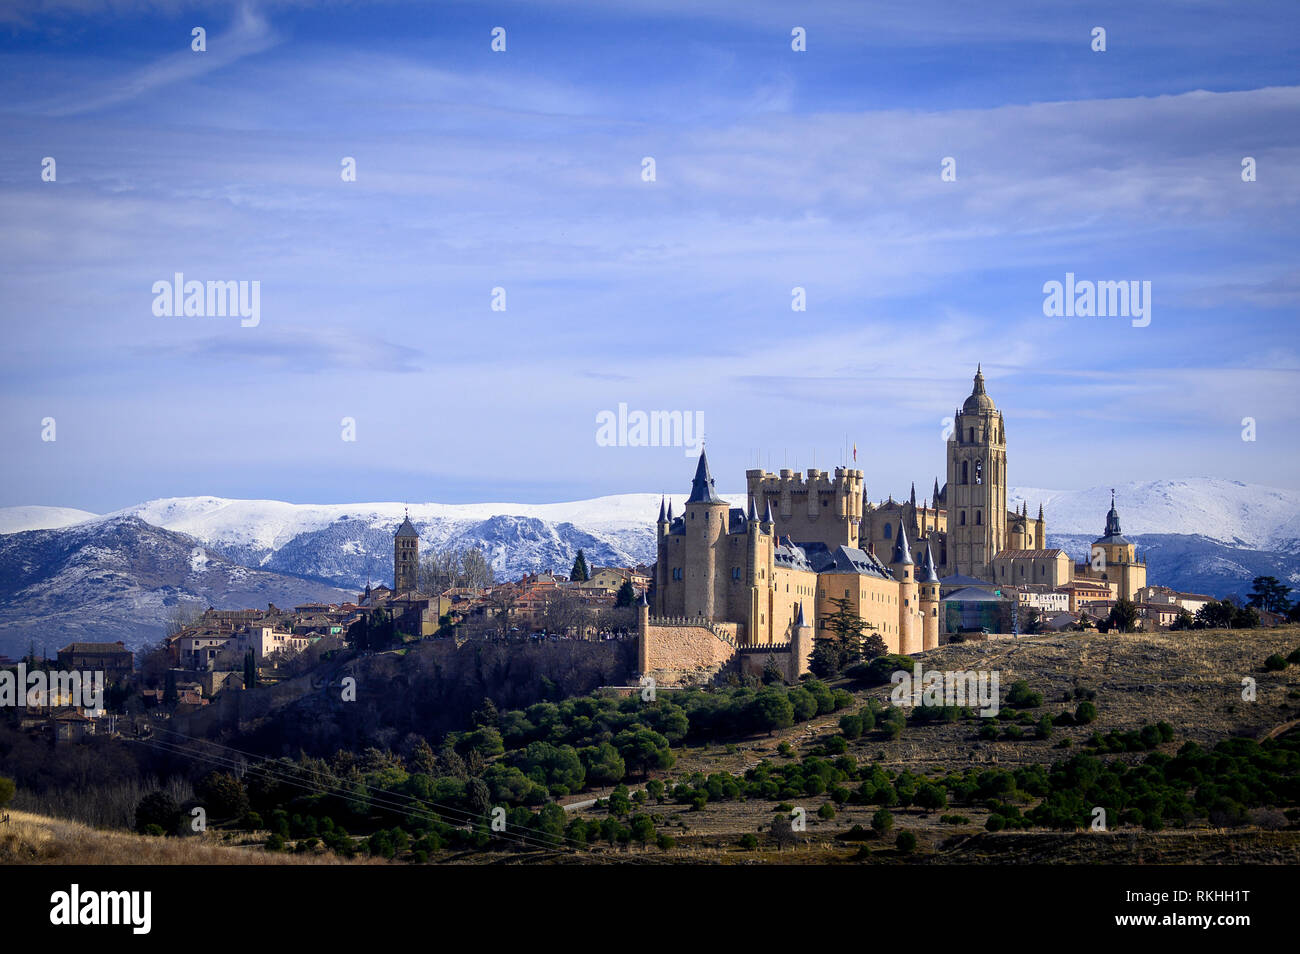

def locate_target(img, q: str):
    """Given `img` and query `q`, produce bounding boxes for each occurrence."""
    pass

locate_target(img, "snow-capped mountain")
[0,516,354,659]
[0,506,98,535]
[0,476,1295,656]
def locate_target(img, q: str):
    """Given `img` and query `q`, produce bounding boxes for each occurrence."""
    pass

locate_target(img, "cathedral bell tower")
[947,365,1008,579]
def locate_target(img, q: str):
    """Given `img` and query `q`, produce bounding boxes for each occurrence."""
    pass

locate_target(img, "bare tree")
[419,545,496,594]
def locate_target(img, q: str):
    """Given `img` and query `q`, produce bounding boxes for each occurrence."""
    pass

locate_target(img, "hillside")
[0,809,372,865]
[563,626,1300,864]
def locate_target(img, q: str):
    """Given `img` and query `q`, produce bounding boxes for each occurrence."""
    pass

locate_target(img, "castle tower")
[792,601,814,678]
[890,523,919,654]
[393,510,419,594]
[947,365,1008,579]
[745,464,864,550]
[684,448,729,620]
[918,540,941,651]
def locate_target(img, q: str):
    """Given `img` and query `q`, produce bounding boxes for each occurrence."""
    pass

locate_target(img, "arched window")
[975,459,983,485]
[883,522,892,540]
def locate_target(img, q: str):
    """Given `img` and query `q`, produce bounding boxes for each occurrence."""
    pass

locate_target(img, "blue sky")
[1,0,1298,512]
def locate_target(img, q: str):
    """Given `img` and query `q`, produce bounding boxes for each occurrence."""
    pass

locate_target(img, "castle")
[638,366,1146,684]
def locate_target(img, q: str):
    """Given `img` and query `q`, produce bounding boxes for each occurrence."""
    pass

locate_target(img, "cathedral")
[640,366,1146,683]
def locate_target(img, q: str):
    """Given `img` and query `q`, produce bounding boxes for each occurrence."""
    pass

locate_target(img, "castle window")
[975,511,982,525]
[968,427,974,443]
[960,511,966,526]
[975,460,983,485]
[961,461,968,484]
[883,522,892,540]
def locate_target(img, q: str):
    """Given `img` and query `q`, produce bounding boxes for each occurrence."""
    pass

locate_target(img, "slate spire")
[686,448,725,504]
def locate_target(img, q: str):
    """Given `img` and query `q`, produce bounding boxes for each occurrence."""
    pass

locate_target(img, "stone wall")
[640,622,736,686]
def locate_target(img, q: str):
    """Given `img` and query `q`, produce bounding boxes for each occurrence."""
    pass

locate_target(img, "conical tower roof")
[686,448,725,504]
[891,523,913,566]
[918,540,940,583]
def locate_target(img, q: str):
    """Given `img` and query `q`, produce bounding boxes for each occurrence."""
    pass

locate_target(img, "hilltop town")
[4,369,1295,742]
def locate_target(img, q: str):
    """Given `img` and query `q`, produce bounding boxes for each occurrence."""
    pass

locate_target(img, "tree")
[419,546,495,595]
[162,670,178,707]
[0,776,14,811]
[812,598,875,677]
[135,791,181,836]
[579,743,626,787]
[1170,608,1195,631]
[194,771,249,819]
[1247,576,1292,614]
[1233,605,1261,629]
[614,580,637,608]
[612,728,674,778]
[1105,598,1139,634]
[570,550,590,582]
[1194,600,1235,630]
[165,603,201,638]
[748,686,795,736]
[243,649,257,689]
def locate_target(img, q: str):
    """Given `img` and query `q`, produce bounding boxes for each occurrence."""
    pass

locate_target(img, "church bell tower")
[946,365,1008,579]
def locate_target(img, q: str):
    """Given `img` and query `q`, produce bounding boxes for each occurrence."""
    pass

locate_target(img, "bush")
[0,776,14,811]
[840,714,864,739]
[818,802,836,820]
[134,791,181,836]
[1006,680,1043,708]
[985,815,1006,832]
[1074,701,1098,725]
[895,830,917,853]
[871,807,893,834]
[265,833,286,851]
[1264,654,1288,672]
[739,833,758,849]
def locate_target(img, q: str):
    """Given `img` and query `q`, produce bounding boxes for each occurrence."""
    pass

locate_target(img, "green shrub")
[895,830,917,853]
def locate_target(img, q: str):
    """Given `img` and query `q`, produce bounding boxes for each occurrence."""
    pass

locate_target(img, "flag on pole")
[852,442,857,462]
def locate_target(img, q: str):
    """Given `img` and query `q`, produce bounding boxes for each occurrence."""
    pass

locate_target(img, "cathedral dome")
[962,365,996,413]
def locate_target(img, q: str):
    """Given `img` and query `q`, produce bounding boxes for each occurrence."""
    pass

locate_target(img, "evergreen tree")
[1247,576,1292,614]
[811,598,875,677]
[570,550,590,582]
[243,650,257,689]
[615,580,637,607]
[162,670,178,707]
[1105,597,1139,633]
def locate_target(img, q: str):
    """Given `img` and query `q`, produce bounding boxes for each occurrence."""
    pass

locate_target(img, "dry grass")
[0,810,378,865]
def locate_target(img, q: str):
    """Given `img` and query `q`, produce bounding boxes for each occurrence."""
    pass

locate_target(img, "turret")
[890,523,919,654]
[792,601,814,678]
[918,540,940,651]
[683,448,729,620]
